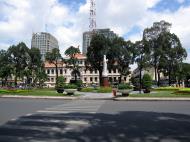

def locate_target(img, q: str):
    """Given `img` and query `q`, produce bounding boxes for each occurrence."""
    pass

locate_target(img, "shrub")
[142,74,152,89]
[80,87,94,92]
[64,84,78,89]
[155,87,179,91]
[118,83,133,90]
[175,88,190,95]
[56,76,65,89]
[75,80,83,87]
[97,87,112,93]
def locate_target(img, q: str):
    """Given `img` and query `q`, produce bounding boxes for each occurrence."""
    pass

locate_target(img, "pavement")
[2,91,190,101]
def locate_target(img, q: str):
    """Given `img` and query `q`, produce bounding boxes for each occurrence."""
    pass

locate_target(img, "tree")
[8,42,30,86]
[143,20,171,85]
[45,48,62,83]
[158,32,187,85]
[64,46,81,82]
[86,34,110,86]
[142,74,152,93]
[0,50,12,86]
[134,40,150,93]
[107,37,135,83]
[35,65,48,88]
[28,48,42,86]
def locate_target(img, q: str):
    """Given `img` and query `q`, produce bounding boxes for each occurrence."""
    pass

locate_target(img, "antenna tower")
[89,0,96,31]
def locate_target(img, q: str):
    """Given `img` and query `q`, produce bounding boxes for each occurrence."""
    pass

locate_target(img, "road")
[0,98,190,142]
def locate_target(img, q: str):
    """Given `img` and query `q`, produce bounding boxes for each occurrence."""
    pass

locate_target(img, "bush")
[97,87,112,93]
[155,87,179,91]
[142,74,152,89]
[80,87,94,92]
[64,84,78,89]
[56,76,65,89]
[175,88,190,95]
[118,83,133,90]
[75,80,83,87]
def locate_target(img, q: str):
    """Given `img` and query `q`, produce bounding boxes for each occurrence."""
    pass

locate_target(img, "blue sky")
[0,0,190,63]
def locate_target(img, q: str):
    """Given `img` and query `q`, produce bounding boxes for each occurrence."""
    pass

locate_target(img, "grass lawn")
[129,91,190,97]
[0,88,79,96]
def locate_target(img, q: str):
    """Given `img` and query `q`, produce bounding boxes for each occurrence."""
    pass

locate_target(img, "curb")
[0,95,78,100]
[113,97,190,101]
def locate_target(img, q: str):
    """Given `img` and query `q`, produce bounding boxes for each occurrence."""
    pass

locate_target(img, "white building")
[44,54,130,87]
[31,32,59,60]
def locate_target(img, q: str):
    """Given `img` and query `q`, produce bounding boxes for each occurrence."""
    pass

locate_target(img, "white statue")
[102,55,108,77]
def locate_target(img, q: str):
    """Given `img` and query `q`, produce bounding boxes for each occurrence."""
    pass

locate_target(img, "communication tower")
[89,0,96,31]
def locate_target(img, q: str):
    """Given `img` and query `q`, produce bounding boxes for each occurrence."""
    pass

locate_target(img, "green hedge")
[80,88,94,92]
[154,87,180,91]
[0,89,29,94]
[96,87,112,93]
[175,88,190,95]
[80,87,112,93]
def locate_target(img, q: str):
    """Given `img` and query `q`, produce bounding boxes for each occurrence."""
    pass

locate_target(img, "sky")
[0,0,190,64]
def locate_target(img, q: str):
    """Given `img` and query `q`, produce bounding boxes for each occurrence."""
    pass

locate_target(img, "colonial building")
[44,54,130,87]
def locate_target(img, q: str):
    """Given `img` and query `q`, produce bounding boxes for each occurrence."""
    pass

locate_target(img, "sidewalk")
[114,97,190,101]
[0,95,78,100]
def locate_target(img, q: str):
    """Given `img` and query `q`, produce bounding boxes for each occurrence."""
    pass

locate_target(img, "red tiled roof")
[44,61,64,68]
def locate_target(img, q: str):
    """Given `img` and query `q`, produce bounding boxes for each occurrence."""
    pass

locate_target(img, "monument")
[102,55,109,87]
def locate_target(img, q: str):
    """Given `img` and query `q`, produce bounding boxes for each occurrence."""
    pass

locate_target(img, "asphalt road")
[0,98,71,125]
[0,98,190,142]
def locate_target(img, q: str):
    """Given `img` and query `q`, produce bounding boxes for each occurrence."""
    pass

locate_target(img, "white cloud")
[0,0,190,64]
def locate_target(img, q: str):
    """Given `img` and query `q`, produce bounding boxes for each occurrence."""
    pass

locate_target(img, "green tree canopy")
[45,48,62,82]
[86,34,110,86]
[65,46,81,82]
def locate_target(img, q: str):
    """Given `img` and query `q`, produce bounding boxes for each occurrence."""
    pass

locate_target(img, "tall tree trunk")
[139,67,142,94]
[14,76,17,87]
[119,74,122,84]
[168,67,171,86]
[157,71,160,87]
[55,64,58,84]
[154,66,157,83]
[99,70,103,86]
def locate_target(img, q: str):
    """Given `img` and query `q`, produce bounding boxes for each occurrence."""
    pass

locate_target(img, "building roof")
[64,53,86,60]
[74,54,86,59]
[44,61,65,68]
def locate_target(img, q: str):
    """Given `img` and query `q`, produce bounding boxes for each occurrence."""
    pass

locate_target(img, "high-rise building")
[31,32,59,60]
[82,28,117,54]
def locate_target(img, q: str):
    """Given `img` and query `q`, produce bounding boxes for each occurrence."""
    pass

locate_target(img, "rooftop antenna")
[89,0,96,31]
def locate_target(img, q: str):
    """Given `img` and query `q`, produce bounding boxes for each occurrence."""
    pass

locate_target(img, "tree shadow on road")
[0,111,190,142]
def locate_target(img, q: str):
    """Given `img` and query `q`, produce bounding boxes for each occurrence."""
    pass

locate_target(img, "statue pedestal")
[102,77,109,87]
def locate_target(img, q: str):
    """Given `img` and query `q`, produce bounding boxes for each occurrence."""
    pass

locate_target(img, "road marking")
[37,110,96,114]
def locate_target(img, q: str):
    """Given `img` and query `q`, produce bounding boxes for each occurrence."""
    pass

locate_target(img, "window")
[47,69,50,74]
[109,77,112,82]
[95,77,97,82]
[114,77,117,82]
[109,70,111,73]
[84,77,87,82]
[47,78,50,82]
[65,69,67,74]
[95,70,98,74]
[51,78,54,82]
[60,69,63,75]
[51,69,54,74]
[90,70,93,74]
[113,69,116,73]
[90,77,93,82]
